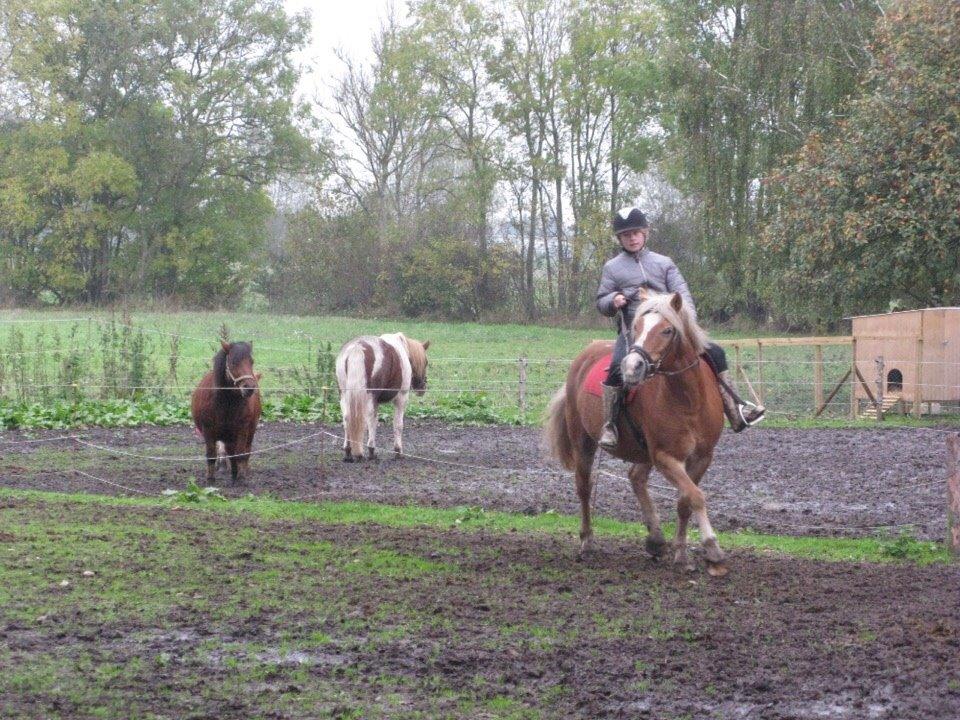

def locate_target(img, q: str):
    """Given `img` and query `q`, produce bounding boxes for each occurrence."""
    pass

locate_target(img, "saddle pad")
[582,354,638,403]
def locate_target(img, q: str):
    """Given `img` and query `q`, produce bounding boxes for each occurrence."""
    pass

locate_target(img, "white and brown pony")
[335,333,430,462]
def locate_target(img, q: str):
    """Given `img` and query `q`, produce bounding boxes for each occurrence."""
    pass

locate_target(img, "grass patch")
[0,488,951,565]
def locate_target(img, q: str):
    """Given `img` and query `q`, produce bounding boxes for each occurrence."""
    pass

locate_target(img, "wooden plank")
[855,365,877,406]
[948,434,960,556]
[815,368,852,418]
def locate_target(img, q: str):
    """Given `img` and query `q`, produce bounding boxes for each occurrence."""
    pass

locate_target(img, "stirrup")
[738,402,765,427]
[599,428,618,450]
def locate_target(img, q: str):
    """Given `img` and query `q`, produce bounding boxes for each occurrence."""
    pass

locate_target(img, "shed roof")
[845,307,960,321]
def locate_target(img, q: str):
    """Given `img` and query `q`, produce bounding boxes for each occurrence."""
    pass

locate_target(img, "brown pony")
[545,291,728,576]
[335,333,429,462]
[191,341,262,483]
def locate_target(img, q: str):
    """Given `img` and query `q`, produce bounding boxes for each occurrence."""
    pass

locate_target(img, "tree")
[762,0,960,326]
[656,0,880,320]
[0,0,318,304]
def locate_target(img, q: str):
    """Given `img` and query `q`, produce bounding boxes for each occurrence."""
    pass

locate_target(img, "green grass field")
[1,309,953,429]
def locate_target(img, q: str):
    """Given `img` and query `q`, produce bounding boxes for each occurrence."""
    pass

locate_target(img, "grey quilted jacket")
[596,248,697,326]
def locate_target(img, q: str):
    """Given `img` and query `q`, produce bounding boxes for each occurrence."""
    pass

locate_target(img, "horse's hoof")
[366,450,376,461]
[706,561,729,578]
[645,536,667,559]
[702,538,725,564]
[393,448,403,460]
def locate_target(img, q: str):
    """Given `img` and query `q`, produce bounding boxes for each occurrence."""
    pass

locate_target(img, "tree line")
[1,0,957,327]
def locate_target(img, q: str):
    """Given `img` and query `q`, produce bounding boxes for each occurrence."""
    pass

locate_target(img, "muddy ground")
[1,497,959,719]
[1,421,955,539]
[2,423,960,718]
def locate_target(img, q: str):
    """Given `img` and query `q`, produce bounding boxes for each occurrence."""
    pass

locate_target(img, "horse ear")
[254,372,262,381]
[248,341,253,352]
[220,340,230,353]
[422,340,430,351]
[637,287,650,301]
[670,292,683,312]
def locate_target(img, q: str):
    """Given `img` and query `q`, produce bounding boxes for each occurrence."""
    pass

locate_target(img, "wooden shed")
[850,307,960,413]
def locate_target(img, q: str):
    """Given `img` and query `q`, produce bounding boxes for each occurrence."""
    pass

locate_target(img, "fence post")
[849,338,858,420]
[813,345,824,415]
[947,434,960,556]
[875,356,884,422]
[734,343,742,384]
[756,340,764,408]
[913,338,923,419]
[319,385,328,478]
[518,356,528,422]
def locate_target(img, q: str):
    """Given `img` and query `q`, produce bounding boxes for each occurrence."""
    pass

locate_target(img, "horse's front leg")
[686,451,726,576]
[392,392,408,458]
[224,441,241,484]
[628,462,667,559]
[653,452,703,572]
[365,397,379,461]
[204,438,217,482]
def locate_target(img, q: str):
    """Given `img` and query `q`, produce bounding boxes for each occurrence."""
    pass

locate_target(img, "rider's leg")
[705,343,765,432]
[599,333,628,449]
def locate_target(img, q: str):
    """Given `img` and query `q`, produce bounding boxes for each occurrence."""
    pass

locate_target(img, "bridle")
[624,322,701,381]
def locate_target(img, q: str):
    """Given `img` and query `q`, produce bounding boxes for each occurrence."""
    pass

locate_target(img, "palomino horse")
[545,291,728,576]
[336,333,430,462]
[191,341,262,483]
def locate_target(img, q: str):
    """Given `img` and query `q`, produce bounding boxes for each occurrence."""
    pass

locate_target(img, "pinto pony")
[191,341,262,483]
[336,333,430,462]
[545,291,729,576]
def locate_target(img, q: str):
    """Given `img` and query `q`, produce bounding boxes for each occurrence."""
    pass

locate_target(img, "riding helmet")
[612,206,648,235]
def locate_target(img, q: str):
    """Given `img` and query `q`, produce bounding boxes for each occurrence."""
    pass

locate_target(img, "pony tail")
[340,345,368,458]
[544,387,575,470]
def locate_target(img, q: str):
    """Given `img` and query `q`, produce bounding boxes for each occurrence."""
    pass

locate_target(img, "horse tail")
[337,344,368,458]
[544,386,575,470]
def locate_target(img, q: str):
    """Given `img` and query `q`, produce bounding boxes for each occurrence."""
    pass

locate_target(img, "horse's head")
[621,292,707,386]
[406,338,430,397]
[218,340,258,399]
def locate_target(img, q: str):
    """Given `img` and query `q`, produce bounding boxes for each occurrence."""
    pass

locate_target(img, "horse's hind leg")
[575,440,597,559]
[365,397,379,461]
[628,462,667,559]
[686,452,727,576]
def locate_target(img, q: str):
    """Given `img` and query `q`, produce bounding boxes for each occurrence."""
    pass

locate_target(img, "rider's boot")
[599,382,623,450]
[717,370,765,432]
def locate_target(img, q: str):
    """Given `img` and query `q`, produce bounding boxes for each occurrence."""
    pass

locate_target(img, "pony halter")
[225,366,256,387]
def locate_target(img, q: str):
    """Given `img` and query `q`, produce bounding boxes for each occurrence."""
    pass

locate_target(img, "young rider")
[596,206,764,449]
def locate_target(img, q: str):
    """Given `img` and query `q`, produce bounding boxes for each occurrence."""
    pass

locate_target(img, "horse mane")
[399,333,428,379]
[635,292,710,356]
[213,348,228,387]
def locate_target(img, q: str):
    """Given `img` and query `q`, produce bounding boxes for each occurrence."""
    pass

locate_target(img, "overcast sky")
[284,0,409,104]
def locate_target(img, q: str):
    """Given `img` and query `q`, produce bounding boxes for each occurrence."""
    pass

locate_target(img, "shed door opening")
[887,369,903,392]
